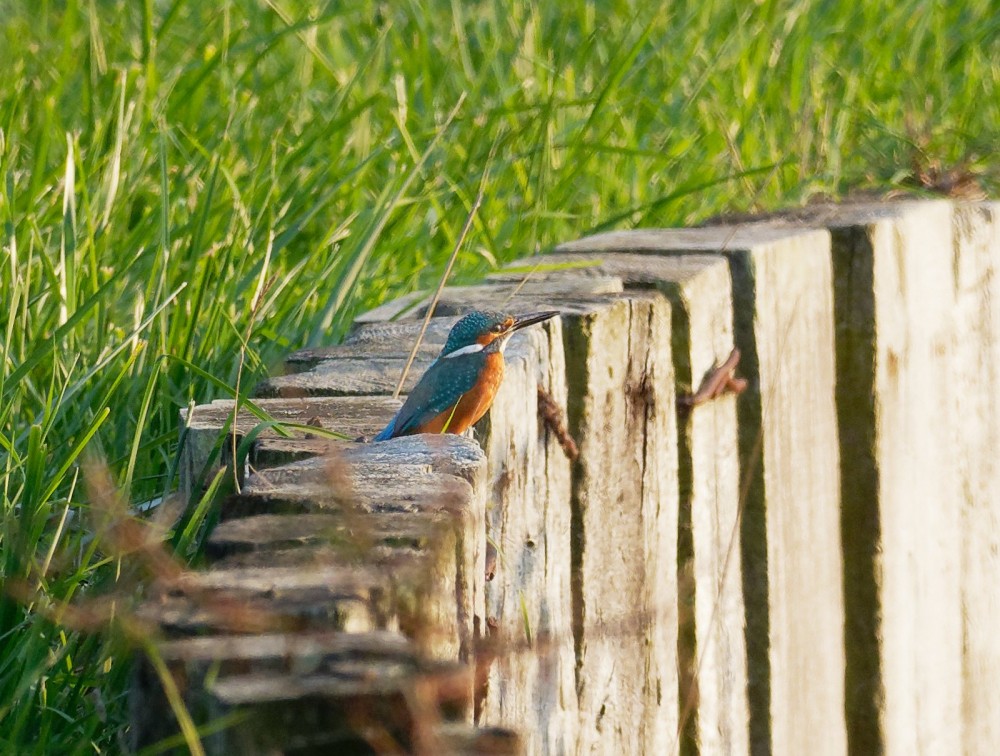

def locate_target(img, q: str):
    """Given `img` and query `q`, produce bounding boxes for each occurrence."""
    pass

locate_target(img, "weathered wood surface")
[258,353,437,398]
[665,257,748,756]
[345,317,457,347]
[179,395,400,499]
[206,511,450,558]
[741,199,1000,755]
[138,564,391,636]
[228,457,475,519]
[504,251,750,754]
[152,399,497,750]
[144,198,1000,755]
[786,201,963,756]
[259,279,615,400]
[130,630,515,755]
[267,276,623,407]
[356,277,624,323]
[355,281,684,755]
[256,272,643,755]
[559,227,846,756]
[475,317,578,756]
[182,395,399,441]
[207,447,483,664]
[282,317,456,371]
[229,464,475,662]
[953,202,1000,756]
[559,291,679,754]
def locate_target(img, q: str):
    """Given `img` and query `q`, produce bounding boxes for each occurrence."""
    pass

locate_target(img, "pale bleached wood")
[559,227,845,756]
[558,292,679,756]
[176,402,488,666]
[742,201,965,755]
[670,258,747,756]
[505,251,749,755]
[218,461,470,658]
[147,199,1000,756]
[283,334,443,371]
[238,444,486,667]
[474,318,578,756]
[183,395,400,437]
[346,316,459,349]
[264,288,611,400]
[954,201,1000,756]
[353,281,685,755]
[206,511,450,555]
[815,202,962,756]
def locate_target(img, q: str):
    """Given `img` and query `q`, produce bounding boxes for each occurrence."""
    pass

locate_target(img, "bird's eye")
[492,323,503,333]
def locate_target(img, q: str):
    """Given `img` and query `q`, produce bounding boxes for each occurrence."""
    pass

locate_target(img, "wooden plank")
[732,201,968,754]
[265,318,453,398]
[953,201,1000,756]
[667,258,747,756]
[137,564,391,637]
[229,459,472,520]
[179,396,401,499]
[217,444,486,665]
[473,315,578,755]
[557,291,679,755]
[283,332,443,371]
[564,292,678,753]
[218,464,471,658]
[504,252,749,755]
[178,401,489,665]
[252,432,491,485]
[206,511,451,556]
[344,317,459,349]
[269,275,621,403]
[773,201,962,756]
[182,395,399,439]
[129,631,515,755]
[144,201,1000,756]
[181,394,489,493]
[257,353,437,398]
[560,227,845,756]
[355,277,623,322]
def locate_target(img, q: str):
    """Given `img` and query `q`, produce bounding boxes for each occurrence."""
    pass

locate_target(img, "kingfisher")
[374,309,558,440]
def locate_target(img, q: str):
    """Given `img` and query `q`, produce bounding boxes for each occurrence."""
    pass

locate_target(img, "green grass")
[0,0,996,750]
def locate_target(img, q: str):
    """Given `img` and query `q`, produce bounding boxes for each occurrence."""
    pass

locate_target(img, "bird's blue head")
[440,309,558,357]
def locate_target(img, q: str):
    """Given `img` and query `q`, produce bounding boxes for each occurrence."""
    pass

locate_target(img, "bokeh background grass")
[0,0,997,750]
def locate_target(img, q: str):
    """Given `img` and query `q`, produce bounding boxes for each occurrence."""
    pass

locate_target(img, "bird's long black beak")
[510,311,559,332]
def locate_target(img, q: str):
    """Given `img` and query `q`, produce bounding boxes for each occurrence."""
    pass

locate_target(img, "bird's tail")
[373,420,396,442]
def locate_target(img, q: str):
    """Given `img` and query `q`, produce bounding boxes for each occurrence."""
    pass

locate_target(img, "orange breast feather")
[421,352,505,434]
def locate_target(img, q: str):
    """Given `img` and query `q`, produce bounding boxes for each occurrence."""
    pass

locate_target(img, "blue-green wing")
[375,354,484,439]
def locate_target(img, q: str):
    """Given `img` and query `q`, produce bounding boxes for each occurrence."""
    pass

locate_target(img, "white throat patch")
[442,342,486,359]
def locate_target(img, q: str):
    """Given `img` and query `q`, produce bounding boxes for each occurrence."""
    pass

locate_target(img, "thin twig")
[537,387,579,460]
[500,254,546,307]
[677,348,747,409]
